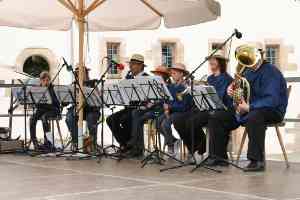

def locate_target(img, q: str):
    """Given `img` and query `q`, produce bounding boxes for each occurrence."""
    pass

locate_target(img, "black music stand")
[12,84,34,152]
[122,76,184,167]
[160,85,223,173]
[101,83,129,158]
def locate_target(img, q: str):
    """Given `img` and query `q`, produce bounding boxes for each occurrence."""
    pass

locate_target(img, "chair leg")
[236,129,247,164]
[51,120,55,149]
[275,126,290,168]
[55,120,64,149]
[147,122,151,150]
[179,140,183,160]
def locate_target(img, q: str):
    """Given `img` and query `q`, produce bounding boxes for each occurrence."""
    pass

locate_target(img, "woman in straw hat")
[172,52,234,163]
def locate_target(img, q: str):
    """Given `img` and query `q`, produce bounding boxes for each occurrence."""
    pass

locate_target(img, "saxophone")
[232,45,262,106]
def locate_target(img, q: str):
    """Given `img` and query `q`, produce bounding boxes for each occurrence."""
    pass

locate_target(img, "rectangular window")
[161,43,176,68]
[266,45,280,66]
[106,42,120,74]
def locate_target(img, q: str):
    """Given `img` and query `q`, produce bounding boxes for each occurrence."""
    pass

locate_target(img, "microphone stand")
[77,57,119,162]
[160,29,242,173]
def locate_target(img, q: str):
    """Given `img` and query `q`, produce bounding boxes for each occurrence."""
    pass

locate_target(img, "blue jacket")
[207,73,234,110]
[167,83,193,113]
[239,62,288,123]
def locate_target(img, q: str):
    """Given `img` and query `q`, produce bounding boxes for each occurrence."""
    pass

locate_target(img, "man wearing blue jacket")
[207,48,288,172]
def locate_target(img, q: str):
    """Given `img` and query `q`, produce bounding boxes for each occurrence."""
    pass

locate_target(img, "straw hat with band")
[169,63,189,76]
[128,54,147,67]
[151,65,170,76]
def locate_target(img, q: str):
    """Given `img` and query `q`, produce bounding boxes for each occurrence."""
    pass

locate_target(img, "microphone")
[62,57,73,72]
[234,29,242,39]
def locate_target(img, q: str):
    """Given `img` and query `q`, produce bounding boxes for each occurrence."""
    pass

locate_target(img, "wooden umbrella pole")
[77,0,85,149]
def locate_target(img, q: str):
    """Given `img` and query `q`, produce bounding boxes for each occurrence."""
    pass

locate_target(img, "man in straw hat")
[157,63,193,156]
[173,52,234,163]
[106,54,148,156]
[125,65,171,157]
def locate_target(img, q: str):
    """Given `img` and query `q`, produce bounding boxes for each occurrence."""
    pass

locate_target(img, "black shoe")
[204,158,229,167]
[124,149,144,159]
[243,161,265,172]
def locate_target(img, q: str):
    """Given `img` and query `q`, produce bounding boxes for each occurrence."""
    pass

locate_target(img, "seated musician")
[106,54,148,154]
[207,45,288,171]
[157,63,193,155]
[125,65,171,158]
[173,53,233,161]
[65,66,101,152]
[30,71,60,151]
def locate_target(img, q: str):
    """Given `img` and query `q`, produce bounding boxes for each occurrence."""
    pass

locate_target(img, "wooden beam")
[140,0,163,17]
[57,0,77,15]
[84,0,107,16]
[77,0,85,149]
[66,0,78,14]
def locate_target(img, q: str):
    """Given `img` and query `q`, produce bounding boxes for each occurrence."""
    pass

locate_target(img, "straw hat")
[151,65,170,76]
[128,54,146,66]
[169,63,189,76]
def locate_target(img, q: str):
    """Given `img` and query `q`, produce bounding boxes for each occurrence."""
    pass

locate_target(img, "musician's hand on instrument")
[227,83,234,97]
[237,99,249,114]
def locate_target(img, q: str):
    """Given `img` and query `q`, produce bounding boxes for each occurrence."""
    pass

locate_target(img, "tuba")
[232,45,262,106]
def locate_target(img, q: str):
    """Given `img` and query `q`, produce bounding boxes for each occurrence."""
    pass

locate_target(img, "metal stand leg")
[141,118,184,168]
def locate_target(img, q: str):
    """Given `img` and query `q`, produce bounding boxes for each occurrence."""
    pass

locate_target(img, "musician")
[125,65,171,157]
[106,54,148,155]
[157,63,193,155]
[29,71,60,151]
[65,66,101,151]
[207,45,288,171]
[173,53,233,160]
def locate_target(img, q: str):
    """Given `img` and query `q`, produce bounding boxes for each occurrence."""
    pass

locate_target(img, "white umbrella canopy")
[0,0,221,148]
[0,0,220,31]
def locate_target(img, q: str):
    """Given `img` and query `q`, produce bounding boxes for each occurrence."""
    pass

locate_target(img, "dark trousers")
[106,108,133,147]
[127,110,155,150]
[65,108,100,147]
[30,108,59,147]
[157,112,185,146]
[208,109,282,161]
[173,110,207,154]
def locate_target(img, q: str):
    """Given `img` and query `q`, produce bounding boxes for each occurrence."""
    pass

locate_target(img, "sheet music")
[53,85,74,104]
[118,79,146,102]
[83,87,102,107]
[103,83,129,106]
[29,86,52,105]
[191,85,225,111]
[135,76,173,101]
[12,86,33,104]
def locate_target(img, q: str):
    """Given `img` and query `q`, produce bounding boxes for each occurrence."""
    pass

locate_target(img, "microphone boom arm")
[186,29,242,81]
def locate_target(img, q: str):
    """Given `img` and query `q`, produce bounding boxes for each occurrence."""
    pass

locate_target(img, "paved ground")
[0,154,298,200]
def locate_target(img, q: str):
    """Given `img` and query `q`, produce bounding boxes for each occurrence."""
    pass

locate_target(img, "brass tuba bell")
[232,45,262,105]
